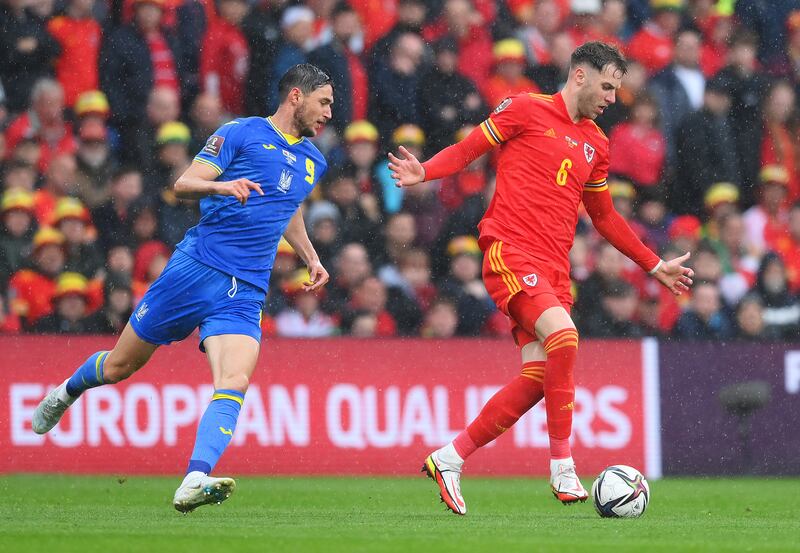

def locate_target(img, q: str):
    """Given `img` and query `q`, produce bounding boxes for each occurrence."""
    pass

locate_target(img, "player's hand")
[218,178,263,205]
[304,260,329,291]
[388,146,425,188]
[653,252,694,296]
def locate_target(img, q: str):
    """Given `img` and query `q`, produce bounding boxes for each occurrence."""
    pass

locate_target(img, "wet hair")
[277,64,333,101]
[570,41,628,76]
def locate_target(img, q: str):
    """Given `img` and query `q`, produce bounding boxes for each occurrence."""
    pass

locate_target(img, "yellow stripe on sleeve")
[194,157,223,175]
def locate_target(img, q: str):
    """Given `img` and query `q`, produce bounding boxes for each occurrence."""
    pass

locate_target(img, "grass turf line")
[0,475,798,553]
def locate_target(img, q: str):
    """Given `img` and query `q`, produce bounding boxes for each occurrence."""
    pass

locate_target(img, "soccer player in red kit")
[388,41,694,514]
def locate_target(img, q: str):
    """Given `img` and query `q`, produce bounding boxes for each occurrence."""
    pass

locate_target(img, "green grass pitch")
[0,475,798,553]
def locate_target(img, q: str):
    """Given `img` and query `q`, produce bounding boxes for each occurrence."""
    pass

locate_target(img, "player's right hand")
[388,146,425,188]
[219,178,264,205]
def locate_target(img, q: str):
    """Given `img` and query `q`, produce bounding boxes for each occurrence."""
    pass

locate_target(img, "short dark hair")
[277,63,333,101]
[570,41,628,76]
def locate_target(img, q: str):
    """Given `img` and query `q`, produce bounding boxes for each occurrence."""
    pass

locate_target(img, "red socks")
[542,328,579,459]
[453,361,546,459]
[451,326,579,463]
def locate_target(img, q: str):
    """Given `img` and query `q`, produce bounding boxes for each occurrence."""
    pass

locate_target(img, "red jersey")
[47,16,102,107]
[201,19,250,115]
[477,92,611,284]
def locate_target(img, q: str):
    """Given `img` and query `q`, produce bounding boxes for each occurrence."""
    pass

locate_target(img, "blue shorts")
[129,249,265,350]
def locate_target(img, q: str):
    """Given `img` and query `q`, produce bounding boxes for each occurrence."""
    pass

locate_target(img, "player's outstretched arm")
[283,207,329,291]
[387,125,493,188]
[583,188,693,296]
[174,161,263,205]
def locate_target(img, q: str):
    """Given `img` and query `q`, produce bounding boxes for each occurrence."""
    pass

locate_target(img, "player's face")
[295,84,334,137]
[577,63,623,120]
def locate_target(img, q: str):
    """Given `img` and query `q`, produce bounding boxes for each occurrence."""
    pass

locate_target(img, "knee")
[542,327,579,356]
[214,372,250,393]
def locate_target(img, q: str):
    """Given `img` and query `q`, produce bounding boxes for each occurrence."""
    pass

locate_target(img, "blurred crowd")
[2,0,800,340]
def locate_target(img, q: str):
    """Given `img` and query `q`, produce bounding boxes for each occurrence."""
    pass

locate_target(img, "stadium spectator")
[74,118,116,208]
[673,280,735,339]
[752,252,800,339]
[760,80,799,202]
[240,0,284,115]
[420,296,459,338]
[53,197,104,279]
[131,239,169,303]
[376,211,417,286]
[743,165,791,255]
[735,0,800,67]
[341,120,380,195]
[187,92,224,154]
[267,6,315,112]
[91,167,144,253]
[581,278,646,338]
[715,30,771,203]
[418,37,485,157]
[144,121,192,194]
[47,0,102,107]
[0,188,36,292]
[672,73,739,216]
[126,86,181,172]
[703,181,741,242]
[375,124,426,216]
[305,199,341,270]
[368,0,427,73]
[575,241,628,330]
[323,169,381,251]
[733,293,771,340]
[697,12,732,78]
[532,31,577,95]
[31,271,92,333]
[100,0,183,162]
[566,0,608,48]
[4,79,76,173]
[33,152,78,226]
[324,241,372,316]
[482,38,539,109]
[309,1,367,131]
[275,268,337,337]
[769,9,800,82]
[0,0,60,113]
[341,276,397,336]
[599,0,628,43]
[777,201,800,292]
[626,0,683,75]
[369,31,425,144]
[423,0,493,87]
[515,0,561,67]
[200,0,250,116]
[649,29,706,167]
[394,247,437,313]
[8,227,66,329]
[608,92,665,188]
[83,272,133,334]
[438,235,494,336]
[710,211,760,304]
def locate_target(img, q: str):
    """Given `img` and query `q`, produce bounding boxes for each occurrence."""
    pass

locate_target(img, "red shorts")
[481,239,572,347]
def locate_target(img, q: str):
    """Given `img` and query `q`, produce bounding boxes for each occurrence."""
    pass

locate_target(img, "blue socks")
[186,389,245,475]
[65,351,109,398]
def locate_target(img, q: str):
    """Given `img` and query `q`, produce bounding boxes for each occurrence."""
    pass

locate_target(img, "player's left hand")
[304,260,329,291]
[653,252,694,296]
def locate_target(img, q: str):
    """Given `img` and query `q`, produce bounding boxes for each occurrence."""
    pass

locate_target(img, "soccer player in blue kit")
[31,64,334,512]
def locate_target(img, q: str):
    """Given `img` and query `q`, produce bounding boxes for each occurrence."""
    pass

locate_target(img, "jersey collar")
[266,117,305,146]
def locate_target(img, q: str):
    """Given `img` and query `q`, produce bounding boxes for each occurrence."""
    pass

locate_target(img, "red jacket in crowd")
[201,18,250,116]
[47,15,102,107]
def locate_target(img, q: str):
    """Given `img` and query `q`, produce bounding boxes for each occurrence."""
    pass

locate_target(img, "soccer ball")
[591,465,650,518]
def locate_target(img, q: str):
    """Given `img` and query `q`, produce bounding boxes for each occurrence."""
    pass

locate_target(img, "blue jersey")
[177,117,327,293]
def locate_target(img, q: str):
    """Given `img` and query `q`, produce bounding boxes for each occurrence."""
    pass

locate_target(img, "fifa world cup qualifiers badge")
[203,135,225,157]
